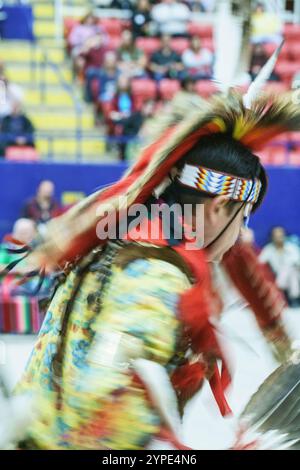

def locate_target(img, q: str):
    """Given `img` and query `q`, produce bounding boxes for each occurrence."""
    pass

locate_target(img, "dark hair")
[163,132,267,213]
[180,76,196,91]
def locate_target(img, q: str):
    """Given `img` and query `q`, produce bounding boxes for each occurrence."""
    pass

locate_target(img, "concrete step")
[6,64,72,85]
[30,110,94,131]
[34,20,56,38]
[36,137,106,156]
[33,3,54,19]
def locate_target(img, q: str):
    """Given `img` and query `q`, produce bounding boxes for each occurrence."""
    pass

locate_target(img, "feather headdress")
[19,90,300,272]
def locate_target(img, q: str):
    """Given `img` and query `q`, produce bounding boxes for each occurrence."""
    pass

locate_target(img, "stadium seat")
[171,38,189,55]
[286,42,300,61]
[5,146,39,161]
[136,37,160,56]
[200,37,214,51]
[284,23,300,41]
[288,131,300,144]
[98,18,124,37]
[187,23,213,38]
[131,78,157,109]
[196,80,218,98]
[159,79,180,100]
[64,17,78,39]
[263,82,289,94]
[108,36,122,50]
[268,146,288,165]
[275,61,299,85]
[289,149,300,166]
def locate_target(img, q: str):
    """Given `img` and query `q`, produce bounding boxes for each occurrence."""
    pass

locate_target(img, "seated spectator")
[0,103,35,157]
[75,33,109,77]
[251,3,283,45]
[249,44,279,81]
[149,34,184,81]
[260,226,300,307]
[131,0,153,38]
[22,180,60,228]
[109,75,137,159]
[85,51,120,103]
[117,30,147,78]
[0,62,24,119]
[69,12,104,57]
[151,0,190,37]
[182,36,213,79]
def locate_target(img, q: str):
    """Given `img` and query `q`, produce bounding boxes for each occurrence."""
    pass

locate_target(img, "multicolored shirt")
[16,243,191,449]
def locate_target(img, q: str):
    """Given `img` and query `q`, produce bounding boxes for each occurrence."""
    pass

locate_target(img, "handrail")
[35,46,84,161]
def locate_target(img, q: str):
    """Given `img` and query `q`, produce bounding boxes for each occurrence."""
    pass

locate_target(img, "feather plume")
[237,356,300,449]
[21,90,300,271]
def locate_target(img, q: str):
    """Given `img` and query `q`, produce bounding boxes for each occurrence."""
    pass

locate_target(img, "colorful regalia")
[8,85,300,450]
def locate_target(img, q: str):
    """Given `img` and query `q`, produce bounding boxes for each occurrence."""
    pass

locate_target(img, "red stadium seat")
[263,82,289,94]
[286,42,300,61]
[284,23,300,41]
[275,61,299,85]
[201,38,214,51]
[98,18,124,37]
[195,80,218,98]
[5,146,39,161]
[288,131,300,143]
[107,36,122,50]
[136,37,160,56]
[268,146,288,165]
[159,79,180,100]
[187,23,213,38]
[131,78,157,109]
[64,17,78,38]
[170,38,189,55]
[289,149,300,166]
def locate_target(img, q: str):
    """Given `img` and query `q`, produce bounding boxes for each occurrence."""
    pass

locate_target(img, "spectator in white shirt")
[151,0,190,37]
[260,226,300,306]
[182,36,213,79]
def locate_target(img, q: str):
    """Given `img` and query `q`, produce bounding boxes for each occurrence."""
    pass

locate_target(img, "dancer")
[7,82,300,449]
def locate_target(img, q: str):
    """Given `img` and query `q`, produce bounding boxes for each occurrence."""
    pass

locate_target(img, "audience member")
[151,0,190,37]
[85,51,120,103]
[182,36,213,79]
[76,33,109,76]
[251,3,283,45]
[22,180,60,227]
[260,226,300,307]
[249,44,279,81]
[149,34,184,81]
[117,30,147,78]
[69,12,104,57]
[0,103,35,156]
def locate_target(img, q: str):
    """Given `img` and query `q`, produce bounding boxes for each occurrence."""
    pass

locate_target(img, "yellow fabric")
[16,256,190,449]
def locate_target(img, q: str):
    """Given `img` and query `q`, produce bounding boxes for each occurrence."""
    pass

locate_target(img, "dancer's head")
[161,132,267,261]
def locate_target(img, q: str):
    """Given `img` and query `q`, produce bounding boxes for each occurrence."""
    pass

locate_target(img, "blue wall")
[0,161,298,247]
[0,161,127,238]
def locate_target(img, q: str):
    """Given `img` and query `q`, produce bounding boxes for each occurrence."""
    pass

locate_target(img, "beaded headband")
[178,164,262,204]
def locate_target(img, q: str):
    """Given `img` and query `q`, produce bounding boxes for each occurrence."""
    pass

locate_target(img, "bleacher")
[1,1,300,164]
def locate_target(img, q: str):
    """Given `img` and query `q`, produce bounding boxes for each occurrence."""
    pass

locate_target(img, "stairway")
[0,0,109,162]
